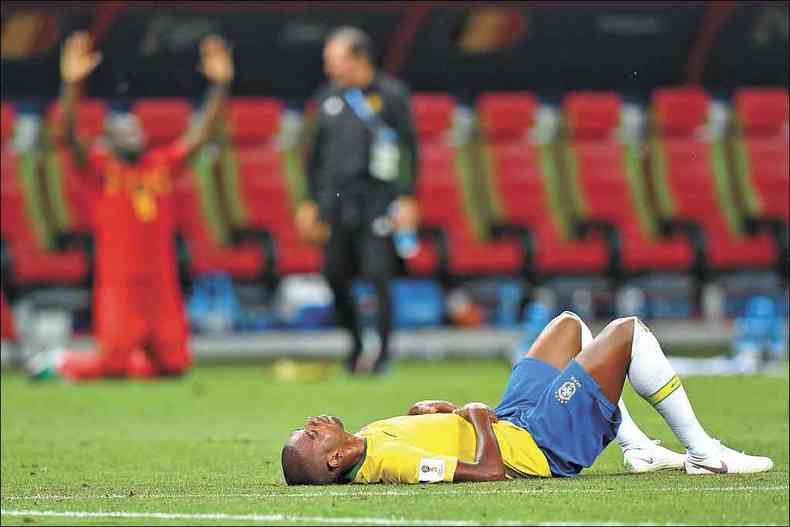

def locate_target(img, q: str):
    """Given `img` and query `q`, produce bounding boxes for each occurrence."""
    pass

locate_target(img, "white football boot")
[623,440,686,473]
[685,440,774,475]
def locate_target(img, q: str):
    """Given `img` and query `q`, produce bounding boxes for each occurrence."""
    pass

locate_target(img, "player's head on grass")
[281,415,362,485]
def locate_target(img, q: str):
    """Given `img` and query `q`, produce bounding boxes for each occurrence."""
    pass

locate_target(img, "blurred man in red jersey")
[28,32,234,380]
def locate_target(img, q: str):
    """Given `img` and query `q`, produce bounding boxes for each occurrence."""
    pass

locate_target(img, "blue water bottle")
[389,202,419,259]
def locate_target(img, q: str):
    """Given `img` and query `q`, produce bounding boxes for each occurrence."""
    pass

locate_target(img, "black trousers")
[321,186,397,370]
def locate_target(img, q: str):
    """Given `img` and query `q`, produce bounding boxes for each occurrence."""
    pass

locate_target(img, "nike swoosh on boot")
[686,460,729,474]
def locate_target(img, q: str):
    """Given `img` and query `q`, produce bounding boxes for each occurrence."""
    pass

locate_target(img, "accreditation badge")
[369,126,400,182]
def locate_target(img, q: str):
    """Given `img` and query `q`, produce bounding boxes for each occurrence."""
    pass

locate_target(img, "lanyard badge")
[344,89,400,182]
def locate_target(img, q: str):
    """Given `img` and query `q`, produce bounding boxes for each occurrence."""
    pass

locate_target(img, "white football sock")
[615,399,654,451]
[626,318,716,460]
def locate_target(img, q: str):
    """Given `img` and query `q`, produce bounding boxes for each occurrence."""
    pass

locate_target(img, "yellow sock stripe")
[647,375,682,406]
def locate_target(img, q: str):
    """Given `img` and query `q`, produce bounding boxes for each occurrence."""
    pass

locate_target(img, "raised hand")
[60,31,102,84]
[199,35,234,85]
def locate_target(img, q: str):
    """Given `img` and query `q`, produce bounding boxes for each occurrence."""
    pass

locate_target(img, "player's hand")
[60,32,102,84]
[295,201,329,245]
[407,400,459,415]
[199,35,234,85]
[453,402,498,424]
[393,196,419,231]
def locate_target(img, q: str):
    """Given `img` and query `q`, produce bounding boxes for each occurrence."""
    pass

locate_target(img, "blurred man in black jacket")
[297,27,419,375]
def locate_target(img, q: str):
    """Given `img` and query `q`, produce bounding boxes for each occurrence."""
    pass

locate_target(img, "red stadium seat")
[1,102,15,145]
[132,98,191,146]
[732,88,789,222]
[417,144,524,276]
[1,291,15,340]
[476,92,609,277]
[0,151,89,286]
[650,87,778,271]
[173,169,267,280]
[477,92,538,143]
[411,93,455,144]
[47,99,107,145]
[227,97,283,145]
[563,91,695,273]
[234,147,323,275]
[408,93,525,276]
[223,97,323,275]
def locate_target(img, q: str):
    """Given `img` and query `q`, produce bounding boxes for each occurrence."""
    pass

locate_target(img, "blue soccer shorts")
[495,357,622,477]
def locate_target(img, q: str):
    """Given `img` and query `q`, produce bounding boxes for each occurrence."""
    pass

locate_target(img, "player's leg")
[577,317,773,474]
[360,230,396,375]
[35,287,145,381]
[524,312,682,471]
[522,311,589,369]
[324,224,364,373]
[149,288,192,377]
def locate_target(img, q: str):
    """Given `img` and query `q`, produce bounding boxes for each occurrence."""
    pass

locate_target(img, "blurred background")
[1,0,788,372]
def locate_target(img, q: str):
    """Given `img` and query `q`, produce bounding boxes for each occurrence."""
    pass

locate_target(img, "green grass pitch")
[2,359,788,525]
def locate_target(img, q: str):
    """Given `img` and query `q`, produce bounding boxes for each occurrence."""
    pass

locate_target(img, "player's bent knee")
[156,351,192,377]
[548,312,584,336]
[605,317,636,349]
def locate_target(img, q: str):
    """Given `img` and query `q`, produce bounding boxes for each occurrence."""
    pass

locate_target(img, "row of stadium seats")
[1,87,787,294]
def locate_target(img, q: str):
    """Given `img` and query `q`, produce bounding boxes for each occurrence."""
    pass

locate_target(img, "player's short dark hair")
[326,26,375,63]
[281,443,336,486]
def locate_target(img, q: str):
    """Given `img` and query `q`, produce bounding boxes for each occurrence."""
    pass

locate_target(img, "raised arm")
[59,31,102,168]
[452,403,506,482]
[183,35,234,157]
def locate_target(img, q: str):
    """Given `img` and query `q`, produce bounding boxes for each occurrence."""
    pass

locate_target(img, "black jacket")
[306,73,418,221]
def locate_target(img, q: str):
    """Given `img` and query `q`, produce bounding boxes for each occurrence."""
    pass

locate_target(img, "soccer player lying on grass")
[282,312,773,484]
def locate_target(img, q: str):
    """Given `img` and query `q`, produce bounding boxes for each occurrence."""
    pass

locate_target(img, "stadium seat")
[168,99,273,281]
[173,172,267,280]
[228,98,322,276]
[227,97,284,146]
[563,91,695,274]
[0,151,89,287]
[412,94,526,277]
[1,102,15,146]
[0,290,15,340]
[132,98,191,146]
[476,92,610,277]
[731,88,789,222]
[650,87,778,272]
[47,99,107,146]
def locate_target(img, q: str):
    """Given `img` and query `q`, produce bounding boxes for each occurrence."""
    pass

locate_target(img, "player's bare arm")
[452,403,506,482]
[59,31,103,168]
[407,400,459,415]
[183,35,235,156]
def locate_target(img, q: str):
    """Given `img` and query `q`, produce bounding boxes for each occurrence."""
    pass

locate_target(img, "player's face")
[323,39,355,88]
[108,115,146,158]
[292,415,346,457]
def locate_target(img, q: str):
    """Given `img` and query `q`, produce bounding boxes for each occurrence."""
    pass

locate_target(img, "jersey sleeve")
[375,441,458,484]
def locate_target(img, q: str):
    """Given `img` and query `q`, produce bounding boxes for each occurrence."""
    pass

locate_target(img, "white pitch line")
[1,510,787,527]
[1,485,787,501]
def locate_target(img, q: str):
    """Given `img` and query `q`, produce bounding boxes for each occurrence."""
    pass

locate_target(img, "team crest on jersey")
[323,96,343,116]
[555,376,582,404]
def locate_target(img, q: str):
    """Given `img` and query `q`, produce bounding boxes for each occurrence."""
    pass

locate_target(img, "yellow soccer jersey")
[346,413,551,484]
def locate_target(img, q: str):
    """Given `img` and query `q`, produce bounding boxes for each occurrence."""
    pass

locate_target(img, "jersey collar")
[344,438,368,482]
